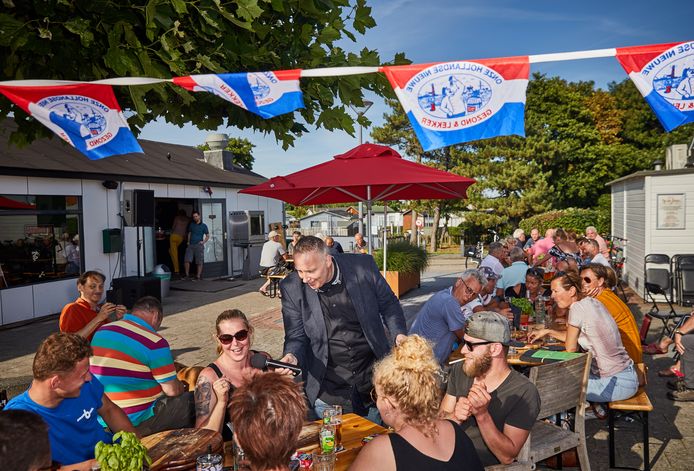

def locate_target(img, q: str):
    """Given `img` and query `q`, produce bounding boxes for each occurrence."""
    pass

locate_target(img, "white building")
[0,122,281,326]
[607,161,694,300]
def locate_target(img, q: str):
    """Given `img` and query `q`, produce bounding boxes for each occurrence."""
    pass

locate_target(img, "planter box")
[384,270,421,298]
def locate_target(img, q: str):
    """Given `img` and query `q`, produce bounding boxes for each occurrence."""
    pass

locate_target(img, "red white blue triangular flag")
[381,57,529,151]
[173,70,304,119]
[0,84,143,160]
[616,41,694,131]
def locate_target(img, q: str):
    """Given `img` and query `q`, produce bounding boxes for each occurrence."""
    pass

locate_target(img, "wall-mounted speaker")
[122,190,155,227]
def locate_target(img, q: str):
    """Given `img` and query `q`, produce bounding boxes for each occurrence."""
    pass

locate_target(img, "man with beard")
[440,311,540,466]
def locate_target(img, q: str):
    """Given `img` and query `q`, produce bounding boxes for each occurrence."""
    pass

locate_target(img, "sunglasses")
[218,329,249,344]
[370,388,378,403]
[462,340,495,350]
[583,276,593,284]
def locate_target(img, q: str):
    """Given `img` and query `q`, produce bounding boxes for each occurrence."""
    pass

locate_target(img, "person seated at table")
[504,267,550,303]
[325,236,344,256]
[554,228,581,258]
[528,271,638,405]
[259,230,288,296]
[667,313,694,401]
[580,264,642,364]
[461,268,510,319]
[91,296,194,436]
[4,333,136,470]
[59,270,126,341]
[528,228,555,266]
[229,372,306,471]
[579,238,611,267]
[440,312,540,466]
[195,309,275,439]
[287,230,302,256]
[350,335,484,471]
[0,410,51,471]
[409,269,485,364]
[479,242,507,279]
[495,248,528,298]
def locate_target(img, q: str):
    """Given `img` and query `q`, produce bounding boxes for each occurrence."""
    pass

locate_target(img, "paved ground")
[1,254,693,470]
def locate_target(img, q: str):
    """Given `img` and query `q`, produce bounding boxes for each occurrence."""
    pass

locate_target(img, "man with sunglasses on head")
[277,236,407,422]
[90,296,194,436]
[440,311,540,466]
[409,269,485,364]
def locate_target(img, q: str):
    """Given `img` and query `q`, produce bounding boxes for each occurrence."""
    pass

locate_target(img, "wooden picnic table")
[222,413,388,470]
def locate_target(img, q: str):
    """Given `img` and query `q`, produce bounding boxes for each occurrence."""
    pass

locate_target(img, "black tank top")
[207,362,236,441]
[388,420,484,471]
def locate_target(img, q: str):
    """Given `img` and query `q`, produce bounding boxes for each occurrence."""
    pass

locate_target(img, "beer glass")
[322,405,343,449]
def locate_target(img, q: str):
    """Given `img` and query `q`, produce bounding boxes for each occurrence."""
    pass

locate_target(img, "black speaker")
[110,276,161,309]
[134,190,155,226]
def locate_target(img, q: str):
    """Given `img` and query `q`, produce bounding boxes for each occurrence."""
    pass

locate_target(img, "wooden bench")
[607,364,653,471]
[266,274,287,298]
[486,353,592,471]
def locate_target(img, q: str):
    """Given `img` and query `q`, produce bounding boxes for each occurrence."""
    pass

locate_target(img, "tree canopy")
[372,73,694,238]
[0,0,405,148]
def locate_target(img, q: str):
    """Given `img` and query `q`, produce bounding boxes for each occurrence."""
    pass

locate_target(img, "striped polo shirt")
[90,314,177,426]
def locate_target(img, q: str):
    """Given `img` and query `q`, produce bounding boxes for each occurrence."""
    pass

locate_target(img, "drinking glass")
[322,405,343,449]
[312,451,336,471]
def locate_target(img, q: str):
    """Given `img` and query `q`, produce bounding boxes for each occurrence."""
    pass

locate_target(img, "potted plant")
[373,241,429,298]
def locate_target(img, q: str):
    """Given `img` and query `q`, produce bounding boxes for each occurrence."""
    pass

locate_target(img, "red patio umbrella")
[240,143,475,261]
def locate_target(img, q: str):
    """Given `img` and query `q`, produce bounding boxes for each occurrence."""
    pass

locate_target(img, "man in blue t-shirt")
[184,210,209,281]
[5,333,136,469]
[409,269,485,364]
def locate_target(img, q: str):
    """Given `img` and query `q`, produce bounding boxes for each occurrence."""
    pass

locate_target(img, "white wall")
[1,176,282,325]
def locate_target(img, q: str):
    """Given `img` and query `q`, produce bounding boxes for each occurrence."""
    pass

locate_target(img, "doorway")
[200,199,227,278]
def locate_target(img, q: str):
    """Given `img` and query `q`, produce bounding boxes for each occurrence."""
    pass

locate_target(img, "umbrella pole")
[383,204,388,277]
[366,186,372,255]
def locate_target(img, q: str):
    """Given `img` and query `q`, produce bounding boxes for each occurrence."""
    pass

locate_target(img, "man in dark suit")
[278,236,406,420]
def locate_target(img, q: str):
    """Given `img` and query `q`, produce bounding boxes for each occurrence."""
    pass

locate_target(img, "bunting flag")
[381,57,530,151]
[0,84,142,160]
[172,70,304,119]
[616,41,694,131]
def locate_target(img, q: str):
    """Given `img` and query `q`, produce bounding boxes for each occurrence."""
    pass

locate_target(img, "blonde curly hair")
[373,335,445,437]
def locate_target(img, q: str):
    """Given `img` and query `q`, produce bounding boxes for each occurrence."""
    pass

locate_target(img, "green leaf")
[317,25,339,43]
[38,27,52,40]
[0,13,26,47]
[170,0,187,14]
[236,0,264,22]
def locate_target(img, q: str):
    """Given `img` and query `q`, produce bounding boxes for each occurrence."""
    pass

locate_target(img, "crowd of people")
[2,225,683,471]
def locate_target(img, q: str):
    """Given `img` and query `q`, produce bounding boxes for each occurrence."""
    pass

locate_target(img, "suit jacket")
[279,253,406,404]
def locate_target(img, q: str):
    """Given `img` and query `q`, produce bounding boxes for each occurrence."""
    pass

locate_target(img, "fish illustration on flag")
[0,84,142,160]
[173,70,304,119]
[381,57,529,151]
[616,41,694,131]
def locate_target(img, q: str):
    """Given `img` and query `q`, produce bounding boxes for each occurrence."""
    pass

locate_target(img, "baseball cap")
[465,311,511,345]
[268,230,278,239]
[479,266,501,281]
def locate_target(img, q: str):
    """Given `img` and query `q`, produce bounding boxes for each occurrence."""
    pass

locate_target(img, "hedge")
[518,207,610,236]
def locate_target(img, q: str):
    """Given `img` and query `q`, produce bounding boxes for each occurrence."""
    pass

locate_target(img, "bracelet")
[675,329,684,335]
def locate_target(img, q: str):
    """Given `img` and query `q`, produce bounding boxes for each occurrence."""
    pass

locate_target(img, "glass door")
[200,200,227,278]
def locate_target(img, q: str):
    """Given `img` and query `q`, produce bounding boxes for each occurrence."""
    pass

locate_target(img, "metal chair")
[674,255,694,307]
[643,254,679,340]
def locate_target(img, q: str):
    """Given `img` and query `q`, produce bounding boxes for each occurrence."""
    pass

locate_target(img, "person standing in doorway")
[169,209,189,279]
[184,211,209,281]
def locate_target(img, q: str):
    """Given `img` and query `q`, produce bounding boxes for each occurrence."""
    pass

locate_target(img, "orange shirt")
[59,298,106,341]
[596,289,643,363]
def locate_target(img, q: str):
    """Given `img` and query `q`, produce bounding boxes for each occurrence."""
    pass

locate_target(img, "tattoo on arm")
[195,377,212,417]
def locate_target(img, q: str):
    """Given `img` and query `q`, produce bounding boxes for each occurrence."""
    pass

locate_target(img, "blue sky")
[139,0,694,178]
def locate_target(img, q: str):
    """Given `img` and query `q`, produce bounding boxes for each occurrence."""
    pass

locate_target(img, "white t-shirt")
[590,253,612,268]
[259,240,285,268]
[568,297,632,377]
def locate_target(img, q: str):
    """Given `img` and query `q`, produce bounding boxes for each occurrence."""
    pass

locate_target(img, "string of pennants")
[0,41,692,160]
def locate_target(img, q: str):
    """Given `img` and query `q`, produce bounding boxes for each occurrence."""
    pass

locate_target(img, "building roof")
[0,119,267,188]
[606,167,694,186]
[301,209,354,220]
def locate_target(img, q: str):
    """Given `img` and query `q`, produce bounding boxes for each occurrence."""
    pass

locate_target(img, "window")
[0,195,82,289]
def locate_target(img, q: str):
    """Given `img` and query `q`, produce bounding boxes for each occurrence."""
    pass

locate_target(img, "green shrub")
[373,241,429,274]
[518,207,610,235]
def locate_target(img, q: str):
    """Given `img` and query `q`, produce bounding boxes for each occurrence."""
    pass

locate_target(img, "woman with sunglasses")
[528,271,638,404]
[350,335,483,471]
[195,309,268,439]
[580,264,642,364]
